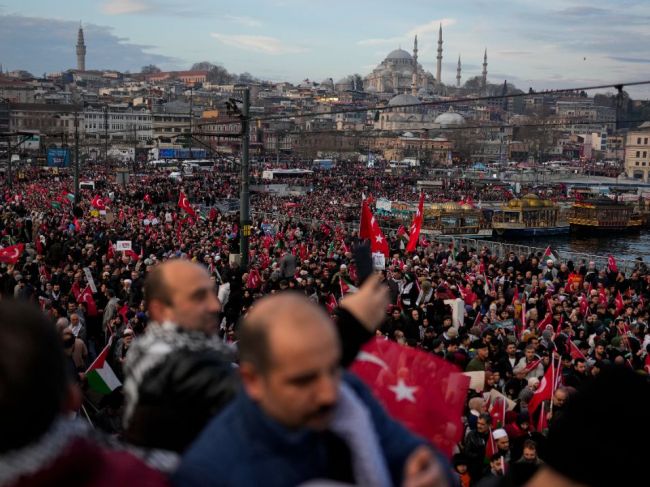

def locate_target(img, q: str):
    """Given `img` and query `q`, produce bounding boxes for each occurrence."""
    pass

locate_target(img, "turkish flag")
[178,191,197,218]
[77,285,98,317]
[360,200,389,257]
[351,338,470,458]
[143,194,153,205]
[608,255,618,273]
[488,395,506,429]
[568,339,586,361]
[107,241,115,260]
[246,268,262,289]
[528,361,556,423]
[0,243,24,264]
[124,249,140,261]
[406,192,424,253]
[91,195,107,211]
[359,198,373,240]
[615,291,624,315]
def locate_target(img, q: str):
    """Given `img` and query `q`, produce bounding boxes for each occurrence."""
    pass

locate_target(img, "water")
[515,231,650,262]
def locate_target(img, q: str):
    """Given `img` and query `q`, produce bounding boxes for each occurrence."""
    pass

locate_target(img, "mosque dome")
[388,93,420,107]
[386,48,413,61]
[435,106,465,126]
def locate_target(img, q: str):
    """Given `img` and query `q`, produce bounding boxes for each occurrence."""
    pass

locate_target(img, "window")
[637,151,641,158]
[644,162,648,167]
[636,162,640,166]
[638,137,642,144]
[646,138,649,144]
[645,151,648,158]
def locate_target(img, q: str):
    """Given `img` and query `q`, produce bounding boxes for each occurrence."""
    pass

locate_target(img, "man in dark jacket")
[124,261,387,453]
[173,293,452,487]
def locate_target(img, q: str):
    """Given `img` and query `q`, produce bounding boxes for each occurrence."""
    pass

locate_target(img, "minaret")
[411,35,418,96]
[456,55,461,88]
[436,23,443,83]
[482,48,488,89]
[76,23,86,72]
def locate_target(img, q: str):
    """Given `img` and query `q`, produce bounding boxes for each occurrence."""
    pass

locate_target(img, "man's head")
[0,300,79,453]
[553,387,569,408]
[573,358,586,374]
[144,260,221,334]
[476,413,491,434]
[238,293,341,431]
[493,428,509,451]
[522,440,538,462]
[475,340,489,360]
[524,344,536,361]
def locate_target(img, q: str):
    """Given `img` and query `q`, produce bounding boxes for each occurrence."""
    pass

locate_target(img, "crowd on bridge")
[0,163,647,487]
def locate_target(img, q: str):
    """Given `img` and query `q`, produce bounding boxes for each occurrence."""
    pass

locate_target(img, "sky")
[1,0,649,98]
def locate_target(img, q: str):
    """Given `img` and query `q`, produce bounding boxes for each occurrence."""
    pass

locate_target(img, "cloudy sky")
[1,0,649,97]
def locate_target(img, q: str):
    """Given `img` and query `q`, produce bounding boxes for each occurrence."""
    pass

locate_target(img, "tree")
[191,62,217,71]
[141,64,161,74]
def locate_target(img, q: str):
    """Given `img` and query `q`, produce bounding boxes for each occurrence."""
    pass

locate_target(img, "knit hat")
[492,428,508,440]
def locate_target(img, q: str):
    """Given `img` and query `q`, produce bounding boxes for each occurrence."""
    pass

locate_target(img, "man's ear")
[148,298,170,323]
[239,362,263,401]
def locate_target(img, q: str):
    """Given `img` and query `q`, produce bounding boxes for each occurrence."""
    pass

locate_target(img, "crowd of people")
[0,162,648,487]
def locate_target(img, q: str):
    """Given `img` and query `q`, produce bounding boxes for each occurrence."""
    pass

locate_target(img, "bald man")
[174,293,452,487]
[124,260,391,454]
[123,260,237,452]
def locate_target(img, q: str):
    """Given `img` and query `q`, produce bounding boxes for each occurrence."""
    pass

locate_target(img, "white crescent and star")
[389,378,418,403]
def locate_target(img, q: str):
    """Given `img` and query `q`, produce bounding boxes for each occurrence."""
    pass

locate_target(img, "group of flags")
[359,192,425,256]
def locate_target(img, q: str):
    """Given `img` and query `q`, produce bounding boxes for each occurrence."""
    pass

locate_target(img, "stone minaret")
[482,48,488,89]
[411,35,418,96]
[76,24,86,72]
[436,24,443,83]
[456,55,461,88]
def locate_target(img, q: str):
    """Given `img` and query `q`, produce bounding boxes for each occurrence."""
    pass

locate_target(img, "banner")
[116,240,132,251]
[372,252,386,270]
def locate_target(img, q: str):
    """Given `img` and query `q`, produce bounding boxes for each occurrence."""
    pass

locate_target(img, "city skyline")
[1,0,650,97]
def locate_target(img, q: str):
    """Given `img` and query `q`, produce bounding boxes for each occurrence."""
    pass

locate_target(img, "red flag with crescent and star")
[350,338,469,458]
[178,191,197,218]
[91,195,107,211]
[0,243,24,264]
[406,192,424,253]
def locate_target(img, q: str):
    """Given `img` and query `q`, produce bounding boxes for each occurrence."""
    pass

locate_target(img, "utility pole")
[240,87,251,269]
[132,120,138,173]
[74,111,80,203]
[104,105,108,163]
[189,86,193,159]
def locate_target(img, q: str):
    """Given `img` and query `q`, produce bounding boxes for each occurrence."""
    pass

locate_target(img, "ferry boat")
[491,194,570,238]
[421,202,493,238]
[569,197,642,234]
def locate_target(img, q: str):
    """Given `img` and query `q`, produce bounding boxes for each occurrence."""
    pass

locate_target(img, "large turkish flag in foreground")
[351,338,469,458]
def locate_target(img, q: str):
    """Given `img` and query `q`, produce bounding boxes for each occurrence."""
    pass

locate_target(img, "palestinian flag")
[543,245,560,263]
[50,201,62,210]
[85,342,121,394]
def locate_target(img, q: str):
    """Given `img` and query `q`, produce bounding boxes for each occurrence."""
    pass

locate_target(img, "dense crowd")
[0,163,648,487]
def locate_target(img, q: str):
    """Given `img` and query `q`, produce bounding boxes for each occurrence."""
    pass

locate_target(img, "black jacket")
[124,307,372,453]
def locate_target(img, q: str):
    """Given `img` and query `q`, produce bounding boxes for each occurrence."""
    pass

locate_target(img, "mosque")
[362,25,487,131]
[363,25,488,96]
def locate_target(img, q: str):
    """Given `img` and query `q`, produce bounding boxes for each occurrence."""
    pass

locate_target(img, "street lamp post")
[74,111,80,203]
[240,88,251,269]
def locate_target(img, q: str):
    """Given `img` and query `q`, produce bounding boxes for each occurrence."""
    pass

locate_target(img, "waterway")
[514,231,650,262]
